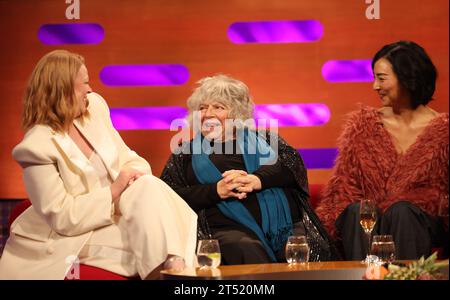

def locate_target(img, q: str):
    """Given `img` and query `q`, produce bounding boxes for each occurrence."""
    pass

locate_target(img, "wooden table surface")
[160,261,374,280]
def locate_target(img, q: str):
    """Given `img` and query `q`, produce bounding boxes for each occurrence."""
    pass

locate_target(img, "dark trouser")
[213,229,272,265]
[335,201,446,260]
[212,221,307,265]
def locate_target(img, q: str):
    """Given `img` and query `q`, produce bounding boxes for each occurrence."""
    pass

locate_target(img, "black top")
[170,139,301,231]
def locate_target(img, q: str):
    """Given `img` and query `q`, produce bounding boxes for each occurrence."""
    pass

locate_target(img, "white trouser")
[79,175,198,279]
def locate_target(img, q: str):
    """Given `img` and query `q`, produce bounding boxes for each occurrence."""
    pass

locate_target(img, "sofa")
[7,184,326,279]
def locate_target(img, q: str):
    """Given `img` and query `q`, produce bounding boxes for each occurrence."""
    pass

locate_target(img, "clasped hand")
[110,168,145,201]
[216,169,262,200]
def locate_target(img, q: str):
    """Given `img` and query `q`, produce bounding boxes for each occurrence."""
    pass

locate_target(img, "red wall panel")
[0,0,448,199]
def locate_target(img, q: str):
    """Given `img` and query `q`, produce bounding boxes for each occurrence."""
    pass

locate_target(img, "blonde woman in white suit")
[0,50,197,280]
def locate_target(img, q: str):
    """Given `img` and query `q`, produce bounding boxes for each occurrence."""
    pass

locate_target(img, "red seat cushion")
[66,265,133,280]
[7,199,132,280]
[308,184,324,209]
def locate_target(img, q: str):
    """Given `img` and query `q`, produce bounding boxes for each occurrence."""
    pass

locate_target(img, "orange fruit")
[365,265,389,280]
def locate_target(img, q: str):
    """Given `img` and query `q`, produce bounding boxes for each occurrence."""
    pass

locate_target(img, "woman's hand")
[217,170,248,200]
[216,170,262,200]
[110,168,145,201]
[231,174,262,193]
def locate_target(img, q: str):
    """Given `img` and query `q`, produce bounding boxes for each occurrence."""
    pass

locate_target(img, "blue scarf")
[191,129,293,261]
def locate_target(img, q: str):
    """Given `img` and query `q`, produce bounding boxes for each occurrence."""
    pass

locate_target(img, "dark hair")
[372,41,437,109]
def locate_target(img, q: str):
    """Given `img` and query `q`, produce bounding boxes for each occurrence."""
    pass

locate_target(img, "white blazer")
[0,93,151,279]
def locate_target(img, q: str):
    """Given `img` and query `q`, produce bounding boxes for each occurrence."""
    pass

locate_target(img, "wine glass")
[196,239,221,269]
[359,199,377,264]
[371,235,396,264]
[285,235,310,264]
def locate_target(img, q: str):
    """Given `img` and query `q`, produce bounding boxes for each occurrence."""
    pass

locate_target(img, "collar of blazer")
[51,116,119,186]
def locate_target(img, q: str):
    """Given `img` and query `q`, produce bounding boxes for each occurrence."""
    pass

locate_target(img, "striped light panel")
[100,64,189,86]
[110,105,336,169]
[110,103,330,130]
[43,20,338,170]
[227,20,323,44]
[321,59,373,82]
[38,23,104,45]
[298,148,338,169]
[254,103,329,127]
[110,106,187,130]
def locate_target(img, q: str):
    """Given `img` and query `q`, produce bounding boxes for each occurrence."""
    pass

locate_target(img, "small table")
[160,261,370,280]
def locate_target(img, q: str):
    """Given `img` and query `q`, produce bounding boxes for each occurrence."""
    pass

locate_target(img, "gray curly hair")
[186,74,254,125]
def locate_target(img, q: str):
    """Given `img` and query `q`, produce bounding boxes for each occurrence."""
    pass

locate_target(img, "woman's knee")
[127,174,165,197]
[221,235,268,261]
[120,174,162,211]
[335,201,363,237]
[216,231,263,250]
[384,201,417,216]
[133,174,157,187]
[346,202,361,215]
[336,202,360,223]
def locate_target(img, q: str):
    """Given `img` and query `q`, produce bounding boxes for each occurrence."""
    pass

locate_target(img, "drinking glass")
[359,199,377,264]
[285,235,310,264]
[371,235,396,264]
[196,239,221,269]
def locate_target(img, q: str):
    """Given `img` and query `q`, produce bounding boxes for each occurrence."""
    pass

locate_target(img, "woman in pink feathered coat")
[316,41,448,260]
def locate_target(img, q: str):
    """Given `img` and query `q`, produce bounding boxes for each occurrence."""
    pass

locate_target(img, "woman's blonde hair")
[186,74,254,125]
[22,49,88,133]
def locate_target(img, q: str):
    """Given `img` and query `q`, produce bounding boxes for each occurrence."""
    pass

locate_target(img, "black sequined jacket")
[160,131,341,261]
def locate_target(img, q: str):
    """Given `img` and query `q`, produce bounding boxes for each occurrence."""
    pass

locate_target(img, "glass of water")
[196,239,221,269]
[285,235,309,264]
[370,235,396,263]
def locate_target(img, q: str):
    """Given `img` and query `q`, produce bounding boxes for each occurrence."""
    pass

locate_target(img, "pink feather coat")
[316,106,449,239]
